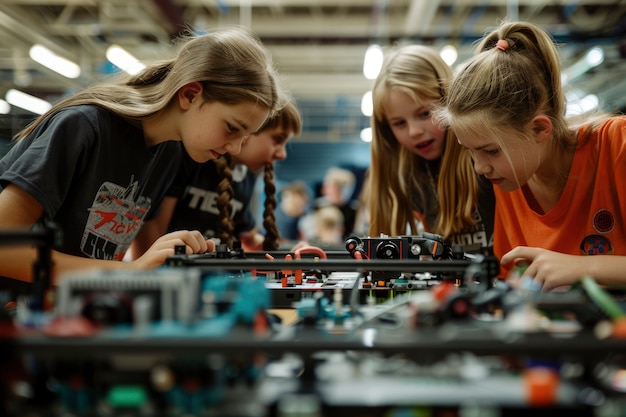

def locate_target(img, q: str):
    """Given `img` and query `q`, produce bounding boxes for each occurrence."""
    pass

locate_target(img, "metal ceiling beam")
[0,5,79,60]
[404,0,440,36]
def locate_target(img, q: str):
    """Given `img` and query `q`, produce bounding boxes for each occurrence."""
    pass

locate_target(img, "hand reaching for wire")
[501,246,593,291]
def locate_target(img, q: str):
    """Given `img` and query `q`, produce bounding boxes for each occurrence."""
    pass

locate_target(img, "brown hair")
[16,26,283,141]
[215,155,235,248]
[216,99,302,250]
[261,165,279,251]
[258,99,302,137]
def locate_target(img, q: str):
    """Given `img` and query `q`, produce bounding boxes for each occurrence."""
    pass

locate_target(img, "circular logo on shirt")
[580,234,613,256]
[592,209,614,233]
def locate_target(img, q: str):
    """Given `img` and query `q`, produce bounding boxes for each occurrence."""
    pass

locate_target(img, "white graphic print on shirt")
[81,179,151,260]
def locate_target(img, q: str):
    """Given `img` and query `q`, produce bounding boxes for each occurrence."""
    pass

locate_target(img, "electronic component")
[345,233,451,261]
[344,233,464,285]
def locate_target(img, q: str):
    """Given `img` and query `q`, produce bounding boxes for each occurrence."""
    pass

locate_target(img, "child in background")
[306,167,358,241]
[368,44,495,251]
[309,205,346,249]
[0,26,282,285]
[130,100,302,254]
[351,169,370,237]
[434,20,626,290]
[276,180,311,244]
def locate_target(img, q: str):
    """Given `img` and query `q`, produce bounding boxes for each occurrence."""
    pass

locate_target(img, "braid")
[215,156,235,248]
[262,164,280,251]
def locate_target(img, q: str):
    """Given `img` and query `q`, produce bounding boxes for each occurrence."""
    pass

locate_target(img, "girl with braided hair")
[0,26,282,285]
[130,99,301,255]
[212,149,281,251]
[434,20,626,290]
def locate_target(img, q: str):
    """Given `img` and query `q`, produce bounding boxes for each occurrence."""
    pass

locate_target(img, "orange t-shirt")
[494,116,626,277]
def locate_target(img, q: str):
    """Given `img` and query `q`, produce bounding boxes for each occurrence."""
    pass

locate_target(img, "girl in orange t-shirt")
[434,20,626,291]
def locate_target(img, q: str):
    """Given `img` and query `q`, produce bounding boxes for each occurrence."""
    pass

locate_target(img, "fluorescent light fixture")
[5,89,52,115]
[363,44,383,80]
[361,91,373,117]
[440,45,458,66]
[585,47,604,67]
[106,45,146,75]
[566,94,599,116]
[0,99,10,114]
[360,127,372,143]
[29,44,81,79]
[562,46,604,84]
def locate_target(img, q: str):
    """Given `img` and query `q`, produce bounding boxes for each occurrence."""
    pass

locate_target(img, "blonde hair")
[16,26,282,140]
[314,205,345,245]
[316,206,344,232]
[324,167,355,188]
[369,44,478,239]
[433,21,592,183]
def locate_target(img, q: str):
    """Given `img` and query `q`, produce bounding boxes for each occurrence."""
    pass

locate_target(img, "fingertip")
[514,258,529,266]
[499,255,514,267]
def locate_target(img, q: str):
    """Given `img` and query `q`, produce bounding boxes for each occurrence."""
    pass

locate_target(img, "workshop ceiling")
[1,0,626,142]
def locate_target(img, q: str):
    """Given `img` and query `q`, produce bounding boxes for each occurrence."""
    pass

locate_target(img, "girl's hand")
[131,230,215,269]
[500,246,588,291]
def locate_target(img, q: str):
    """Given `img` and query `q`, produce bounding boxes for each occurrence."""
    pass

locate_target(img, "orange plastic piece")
[612,317,626,339]
[282,253,293,278]
[253,310,269,335]
[293,245,327,284]
[431,281,455,302]
[524,367,559,406]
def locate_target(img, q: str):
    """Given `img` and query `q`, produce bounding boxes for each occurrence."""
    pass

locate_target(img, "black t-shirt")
[167,154,257,240]
[0,105,182,260]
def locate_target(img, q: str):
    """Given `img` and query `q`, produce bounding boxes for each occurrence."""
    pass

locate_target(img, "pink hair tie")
[495,39,509,51]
